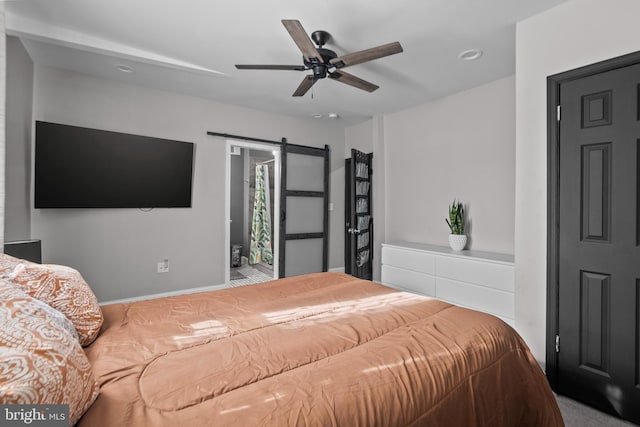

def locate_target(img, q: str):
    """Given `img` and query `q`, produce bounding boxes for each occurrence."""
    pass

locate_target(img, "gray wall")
[345,121,374,155]
[383,75,515,255]
[346,76,516,269]
[229,148,244,249]
[515,0,640,364]
[5,37,33,242]
[0,4,4,247]
[30,65,346,302]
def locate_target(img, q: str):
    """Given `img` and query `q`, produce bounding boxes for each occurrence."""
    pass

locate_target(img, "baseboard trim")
[99,283,228,306]
[329,266,345,273]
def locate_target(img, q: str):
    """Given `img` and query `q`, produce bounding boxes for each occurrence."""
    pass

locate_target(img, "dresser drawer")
[381,265,435,296]
[435,277,514,319]
[382,246,435,275]
[436,256,514,292]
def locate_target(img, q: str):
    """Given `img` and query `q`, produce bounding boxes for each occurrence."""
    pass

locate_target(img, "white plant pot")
[449,234,467,251]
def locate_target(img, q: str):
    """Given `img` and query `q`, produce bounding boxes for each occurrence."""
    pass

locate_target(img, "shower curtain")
[249,164,273,265]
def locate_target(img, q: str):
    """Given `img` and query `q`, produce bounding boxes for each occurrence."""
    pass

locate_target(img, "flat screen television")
[35,121,194,208]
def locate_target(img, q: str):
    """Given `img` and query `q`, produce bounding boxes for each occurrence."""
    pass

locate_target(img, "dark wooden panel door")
[558,62,640,423]
[345,149,372,280]
[344,157,353,275]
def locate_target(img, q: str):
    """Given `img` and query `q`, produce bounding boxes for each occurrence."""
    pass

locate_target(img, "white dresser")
[381,242,515,326]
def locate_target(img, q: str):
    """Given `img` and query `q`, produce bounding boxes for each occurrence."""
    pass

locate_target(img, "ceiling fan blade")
[235,64,307,71]
[281,19,323,63]
[328,70,379,92]
[293,75,317,97]
[330,41,403,68]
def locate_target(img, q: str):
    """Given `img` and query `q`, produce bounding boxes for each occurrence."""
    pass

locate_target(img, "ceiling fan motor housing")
[304,47,337,78]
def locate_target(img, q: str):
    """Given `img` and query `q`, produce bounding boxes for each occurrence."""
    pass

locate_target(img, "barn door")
[556,61,640,424]
[345,149,373,280]
[279,143,329,277]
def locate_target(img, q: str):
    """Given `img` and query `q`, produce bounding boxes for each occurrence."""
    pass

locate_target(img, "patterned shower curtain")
[249,164,273,265]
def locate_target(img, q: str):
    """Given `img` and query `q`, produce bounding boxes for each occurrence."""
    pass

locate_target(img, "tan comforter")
[79,272,563,426]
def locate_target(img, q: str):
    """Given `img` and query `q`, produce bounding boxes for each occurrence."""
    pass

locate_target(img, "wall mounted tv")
[35,121,194,208]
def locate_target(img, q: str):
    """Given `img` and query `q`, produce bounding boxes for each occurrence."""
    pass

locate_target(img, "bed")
[76,272,562,426]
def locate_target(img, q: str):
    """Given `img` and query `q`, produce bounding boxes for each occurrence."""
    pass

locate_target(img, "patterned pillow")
[0,280,99,425]
[0,253,28,277]
[9,263,104,346]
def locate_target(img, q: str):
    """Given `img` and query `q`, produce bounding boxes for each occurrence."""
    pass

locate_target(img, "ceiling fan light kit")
[235,19,403,97]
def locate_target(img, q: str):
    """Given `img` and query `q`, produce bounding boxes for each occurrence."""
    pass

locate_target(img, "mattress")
[79,272,563,426]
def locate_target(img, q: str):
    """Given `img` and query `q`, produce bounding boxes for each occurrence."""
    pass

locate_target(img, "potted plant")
[445,199,467,251]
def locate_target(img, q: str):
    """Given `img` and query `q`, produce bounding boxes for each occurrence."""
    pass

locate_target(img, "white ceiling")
[5,0,566,126]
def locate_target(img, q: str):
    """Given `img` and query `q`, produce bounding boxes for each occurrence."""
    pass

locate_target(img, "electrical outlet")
[157,259,169,273]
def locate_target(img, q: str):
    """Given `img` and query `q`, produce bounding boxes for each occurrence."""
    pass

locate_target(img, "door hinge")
[555,335,560,353]
[556,105,561,121]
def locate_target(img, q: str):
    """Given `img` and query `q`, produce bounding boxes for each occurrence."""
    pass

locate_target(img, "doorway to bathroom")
[225,140,280,286]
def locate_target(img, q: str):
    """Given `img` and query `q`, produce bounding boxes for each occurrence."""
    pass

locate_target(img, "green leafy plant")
[445,200,465,235]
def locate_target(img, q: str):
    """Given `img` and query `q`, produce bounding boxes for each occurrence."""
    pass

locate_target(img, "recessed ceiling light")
[116,64,134,73]
[458,49,483,61]
[312,113,323,119]
[328,113,339,119]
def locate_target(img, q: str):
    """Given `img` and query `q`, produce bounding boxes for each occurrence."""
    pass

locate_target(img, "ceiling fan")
[235,19,403,97]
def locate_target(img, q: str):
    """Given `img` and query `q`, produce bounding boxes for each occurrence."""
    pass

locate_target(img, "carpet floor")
[557,395,637,426]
